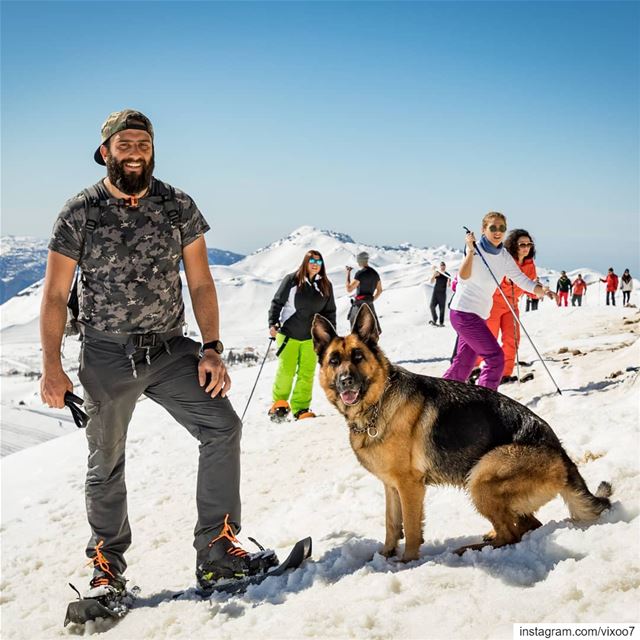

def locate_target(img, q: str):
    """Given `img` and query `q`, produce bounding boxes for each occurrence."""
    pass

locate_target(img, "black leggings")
[622,291,631,305]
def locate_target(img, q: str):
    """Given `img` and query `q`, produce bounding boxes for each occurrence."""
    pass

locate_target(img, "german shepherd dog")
[311,305,612,561]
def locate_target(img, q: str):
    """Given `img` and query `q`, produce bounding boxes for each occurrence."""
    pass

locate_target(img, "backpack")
[65,181,182,336]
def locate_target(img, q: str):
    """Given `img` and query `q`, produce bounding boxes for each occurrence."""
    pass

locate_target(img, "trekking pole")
[240,338,275,422]
[510,283,521,383]
[463,226,562,395]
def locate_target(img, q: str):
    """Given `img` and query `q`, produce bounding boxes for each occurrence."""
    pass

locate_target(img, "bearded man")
[40,110,263,599]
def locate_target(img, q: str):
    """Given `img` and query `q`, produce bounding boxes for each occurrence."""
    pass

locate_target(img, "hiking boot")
[85,540,126,598]
[268,400,290,423]
[468,367,481,385]
[294,408,316,420]
[196,515,278,592]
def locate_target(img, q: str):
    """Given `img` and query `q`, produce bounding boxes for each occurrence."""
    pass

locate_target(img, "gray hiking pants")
[78,333,242,574]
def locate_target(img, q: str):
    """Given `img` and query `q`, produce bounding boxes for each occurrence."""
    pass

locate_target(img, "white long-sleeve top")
[450,247,538,319]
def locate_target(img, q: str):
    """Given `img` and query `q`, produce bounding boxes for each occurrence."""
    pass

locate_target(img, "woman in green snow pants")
[268,250,337,421]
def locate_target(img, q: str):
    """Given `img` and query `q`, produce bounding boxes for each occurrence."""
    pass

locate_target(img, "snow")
[1,226,639,638]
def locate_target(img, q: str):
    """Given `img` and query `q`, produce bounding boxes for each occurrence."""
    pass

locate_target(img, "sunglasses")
[517,242,534,249]
[309,258,323,265]
[488,224,507,233]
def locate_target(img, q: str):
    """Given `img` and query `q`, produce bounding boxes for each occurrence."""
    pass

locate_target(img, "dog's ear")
[352,304,379,344]
[312,314,337,357]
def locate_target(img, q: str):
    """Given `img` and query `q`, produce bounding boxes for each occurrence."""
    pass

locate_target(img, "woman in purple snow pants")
[443,212,555,390]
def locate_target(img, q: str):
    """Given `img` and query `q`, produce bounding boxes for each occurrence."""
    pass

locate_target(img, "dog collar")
[346,378,391,439]
[349,423,379,438]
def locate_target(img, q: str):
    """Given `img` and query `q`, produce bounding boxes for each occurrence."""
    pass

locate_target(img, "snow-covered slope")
[1,227,639,638]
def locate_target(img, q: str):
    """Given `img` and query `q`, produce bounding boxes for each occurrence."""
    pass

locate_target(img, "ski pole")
[510,282,521,383]
[240,338,275,422]
[463,226,562,395]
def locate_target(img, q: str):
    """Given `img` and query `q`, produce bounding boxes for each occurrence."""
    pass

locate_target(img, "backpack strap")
[151,180,181,228]
[81,185,104,246]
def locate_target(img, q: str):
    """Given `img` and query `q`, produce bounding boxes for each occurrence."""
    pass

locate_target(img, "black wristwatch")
[200,340,224,356]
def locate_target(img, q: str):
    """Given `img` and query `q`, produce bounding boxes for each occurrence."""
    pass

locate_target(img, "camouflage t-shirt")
[48,178,210,334]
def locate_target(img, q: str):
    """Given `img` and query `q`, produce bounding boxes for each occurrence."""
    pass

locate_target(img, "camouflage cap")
[94,109,154,165]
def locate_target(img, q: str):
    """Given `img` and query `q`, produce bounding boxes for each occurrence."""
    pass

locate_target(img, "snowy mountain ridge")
[0,236,245,305]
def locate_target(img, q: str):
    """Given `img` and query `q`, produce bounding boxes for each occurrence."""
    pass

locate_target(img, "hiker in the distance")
[443,212,555,390]
[601,268,619,306]
[346,252,383,333]
[39,109,264,598]
[556,271,572,307]
[525,293,540,312]
[620,269,633,307]
[429,261,451,327]
[268,250,336,422]
[571,273,588,307]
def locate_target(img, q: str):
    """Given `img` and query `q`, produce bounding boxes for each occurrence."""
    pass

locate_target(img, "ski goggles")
[65,391,89,429]
[309,258,323,265]
[488,224,507,233]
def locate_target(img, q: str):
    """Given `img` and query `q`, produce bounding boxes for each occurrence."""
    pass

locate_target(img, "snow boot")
[268,400,290,423]
[468,367,481,385]
[85,541,126,598]
[294,408,316,420]
[196,515,278,592]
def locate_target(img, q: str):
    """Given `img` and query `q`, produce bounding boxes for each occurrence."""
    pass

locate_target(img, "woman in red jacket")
[477,229,538,384]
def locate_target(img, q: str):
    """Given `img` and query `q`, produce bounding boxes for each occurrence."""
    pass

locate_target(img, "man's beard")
[105,153,154,195]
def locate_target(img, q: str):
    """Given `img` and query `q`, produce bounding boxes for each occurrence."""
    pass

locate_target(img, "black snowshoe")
[196,537,312,597]
[196,514,309,596]
[64,542,138,627]
[64,578,139,627]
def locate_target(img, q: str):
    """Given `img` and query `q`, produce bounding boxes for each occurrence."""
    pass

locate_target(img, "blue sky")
[2,1,638,273]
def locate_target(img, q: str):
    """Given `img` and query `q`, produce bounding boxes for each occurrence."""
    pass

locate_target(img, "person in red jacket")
[476,229,538,384]
[571,274,588,306]
[601,268,619,306]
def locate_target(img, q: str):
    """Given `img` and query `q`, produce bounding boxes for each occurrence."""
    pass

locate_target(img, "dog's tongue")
[340,390,360,405]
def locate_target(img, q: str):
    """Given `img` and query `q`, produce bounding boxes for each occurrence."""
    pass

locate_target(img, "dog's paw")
[400,550,420,563]
[482,529,497,542]
[381,545,397,558]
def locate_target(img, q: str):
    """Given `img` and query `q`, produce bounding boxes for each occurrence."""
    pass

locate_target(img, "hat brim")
[94,145,106,166]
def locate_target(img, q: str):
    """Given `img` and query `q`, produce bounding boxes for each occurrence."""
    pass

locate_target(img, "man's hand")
[269,326,278,338]
[198,351,231,398]
[40,368,74,409]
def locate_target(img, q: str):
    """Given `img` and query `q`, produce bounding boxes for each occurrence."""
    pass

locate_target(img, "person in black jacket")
[346,252,383,333]
[429,262,451,326]
[268,250,336,421]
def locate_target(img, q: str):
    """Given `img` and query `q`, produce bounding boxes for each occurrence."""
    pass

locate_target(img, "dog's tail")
[560,454,612,522]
